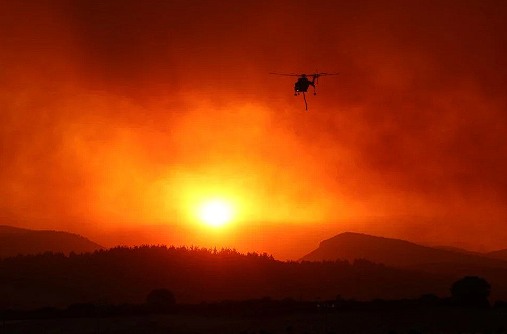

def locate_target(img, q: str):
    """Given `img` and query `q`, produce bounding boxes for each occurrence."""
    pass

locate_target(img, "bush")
[450,276,491,309]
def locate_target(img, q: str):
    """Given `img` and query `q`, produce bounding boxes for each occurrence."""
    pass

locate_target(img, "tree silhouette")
[450,276,491,308]
[0,245,467,309]
[146,289,176,312]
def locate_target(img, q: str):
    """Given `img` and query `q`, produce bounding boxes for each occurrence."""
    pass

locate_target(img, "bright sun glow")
[198,200,234,228]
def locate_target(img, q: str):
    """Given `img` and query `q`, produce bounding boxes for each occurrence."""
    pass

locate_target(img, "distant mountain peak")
[301,231,507,269]
[318,232,422,249]
[0,225,103,258]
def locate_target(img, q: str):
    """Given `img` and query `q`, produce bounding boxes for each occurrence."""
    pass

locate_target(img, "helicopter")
[269,72,339,110]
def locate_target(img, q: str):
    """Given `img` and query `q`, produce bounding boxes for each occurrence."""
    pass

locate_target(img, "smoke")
[1,0,507,254]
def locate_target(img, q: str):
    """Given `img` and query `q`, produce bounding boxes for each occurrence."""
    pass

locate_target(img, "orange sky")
[1,0,507,259]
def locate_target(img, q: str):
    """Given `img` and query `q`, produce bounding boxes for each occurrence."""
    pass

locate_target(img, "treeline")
[0,245,455,310]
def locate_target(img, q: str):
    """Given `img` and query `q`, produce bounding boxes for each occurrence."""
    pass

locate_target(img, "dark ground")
[2,308,507,334]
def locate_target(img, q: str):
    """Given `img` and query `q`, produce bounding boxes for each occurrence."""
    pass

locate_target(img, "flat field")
[2,308,507,334]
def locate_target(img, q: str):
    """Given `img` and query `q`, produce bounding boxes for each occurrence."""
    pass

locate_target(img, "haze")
[1,0,507,259]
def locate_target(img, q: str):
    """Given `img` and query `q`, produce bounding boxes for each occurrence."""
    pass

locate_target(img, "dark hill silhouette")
[0,246,454,310]
[431,245,483,256]
[485,249,507,261]
[0,225,103,258]
[300,232,507,269]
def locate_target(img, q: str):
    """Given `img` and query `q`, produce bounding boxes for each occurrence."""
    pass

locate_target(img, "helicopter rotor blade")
[313,72,340,77]
[270,72,339,77]
[269,72,302,77]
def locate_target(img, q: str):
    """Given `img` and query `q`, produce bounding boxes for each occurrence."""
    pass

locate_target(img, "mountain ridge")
[485,249,507,262]
[300,232,507,269]
[0,225,103,258]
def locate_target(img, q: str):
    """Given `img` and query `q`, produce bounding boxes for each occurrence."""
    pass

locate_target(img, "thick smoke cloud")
[1,0,507,257]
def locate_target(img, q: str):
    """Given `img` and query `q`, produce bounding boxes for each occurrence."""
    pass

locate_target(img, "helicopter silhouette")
[270,72,339,110]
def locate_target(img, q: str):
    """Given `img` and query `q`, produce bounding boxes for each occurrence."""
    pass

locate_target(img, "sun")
[198,199,234,228]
